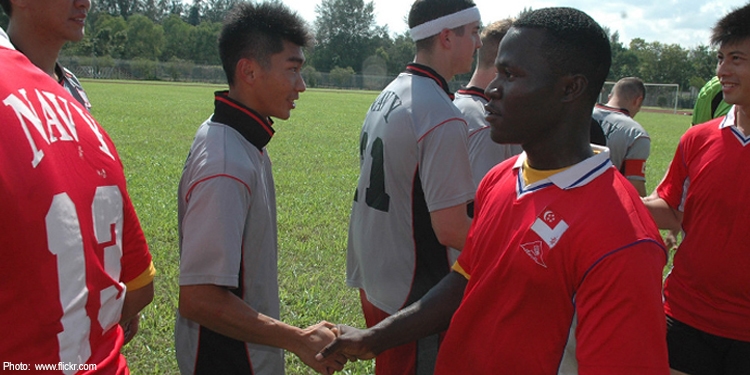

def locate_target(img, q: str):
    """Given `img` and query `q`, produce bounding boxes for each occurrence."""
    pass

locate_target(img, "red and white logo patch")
[521,209,569,267]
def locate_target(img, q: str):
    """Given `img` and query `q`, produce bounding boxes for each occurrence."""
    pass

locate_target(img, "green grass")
[83,80,690,374]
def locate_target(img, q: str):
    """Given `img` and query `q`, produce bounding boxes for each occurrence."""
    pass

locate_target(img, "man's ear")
[634,95,644,109]
[561,74,588,103]
[437,28,452,49]
[236,58,261,86]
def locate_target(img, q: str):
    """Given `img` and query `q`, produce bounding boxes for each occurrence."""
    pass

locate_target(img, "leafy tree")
[384,32,414,75]
[187,0,202,26]
[302,65,322,88]
[190,21,221,65]
[313,0,380,73]
[162,14,194,61]
[95,0,142,19]
[93,14,129,58]
[124,14,164,60]
[629,38,692,88]
[607,30,640,80]
[202,0,242,23]
[329,66,356,87]
[688,44,717,89]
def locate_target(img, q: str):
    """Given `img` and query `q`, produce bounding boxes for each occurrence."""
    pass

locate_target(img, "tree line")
[0,0,718,90]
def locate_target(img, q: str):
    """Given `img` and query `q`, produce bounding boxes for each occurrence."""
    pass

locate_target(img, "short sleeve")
[179,176,251,287]
[418,119,475,212]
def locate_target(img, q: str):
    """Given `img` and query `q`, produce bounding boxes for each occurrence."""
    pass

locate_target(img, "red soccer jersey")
[0,44,152,374]
[657,109,750,341]
[436,150,669,375]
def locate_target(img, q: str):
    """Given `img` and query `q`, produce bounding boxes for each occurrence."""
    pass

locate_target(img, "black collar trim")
[457,86,488,101]
[211,90,275,150]
[405,63,454,100]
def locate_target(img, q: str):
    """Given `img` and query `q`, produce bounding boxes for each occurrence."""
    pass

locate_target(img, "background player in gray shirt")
[346,0,480,374]
[592,77,650,196]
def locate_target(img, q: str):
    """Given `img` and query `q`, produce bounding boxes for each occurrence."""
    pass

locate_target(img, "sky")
[278,0,748,49]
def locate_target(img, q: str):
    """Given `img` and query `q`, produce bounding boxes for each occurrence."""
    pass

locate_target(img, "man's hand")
[315,325,377,363]
[121,315,140,345]
[294,321,347,375]
[664,228,681,250]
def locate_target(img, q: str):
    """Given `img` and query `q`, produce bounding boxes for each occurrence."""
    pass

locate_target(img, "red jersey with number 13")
[0,44,152,374]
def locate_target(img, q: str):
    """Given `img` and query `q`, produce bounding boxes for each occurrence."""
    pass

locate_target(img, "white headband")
[409,6,481,41]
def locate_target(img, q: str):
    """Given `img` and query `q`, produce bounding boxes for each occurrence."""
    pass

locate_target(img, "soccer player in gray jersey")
[454,18,522,188]
[592,77,650,196]
[0,0,92,111]
[345,0,480,374]
[176,3,345,375]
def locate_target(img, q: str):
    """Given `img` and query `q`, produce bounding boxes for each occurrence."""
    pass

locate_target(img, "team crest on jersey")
[521,241,547,267]
[521,209,569,267]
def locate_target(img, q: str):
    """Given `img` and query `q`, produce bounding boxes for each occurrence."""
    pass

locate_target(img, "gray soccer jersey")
[592,104,650,181]
[346,64,476,315]
[454,88,522,186]
[176,92,284,375]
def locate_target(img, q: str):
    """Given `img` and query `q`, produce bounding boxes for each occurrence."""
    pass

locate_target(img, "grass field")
[83,80,692,374]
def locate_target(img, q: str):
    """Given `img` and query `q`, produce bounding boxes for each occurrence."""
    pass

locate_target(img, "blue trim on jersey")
[513,146,614,197]
[719,105,750,146]
[568,158,612,189]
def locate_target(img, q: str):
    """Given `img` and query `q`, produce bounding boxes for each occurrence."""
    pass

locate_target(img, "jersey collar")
[719,105,750,146]
[513,145,613,194]
[405,63,454,99]
[211,90,275,151]
[0,28,14,50]
[457,86,488,101]
[595,103,631,117]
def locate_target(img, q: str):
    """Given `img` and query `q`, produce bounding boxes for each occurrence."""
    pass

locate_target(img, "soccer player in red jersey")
[319,7,669,375]
[643,3,750,375]
[0,27,155,374]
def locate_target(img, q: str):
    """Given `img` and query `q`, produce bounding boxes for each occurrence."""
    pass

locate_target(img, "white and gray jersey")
[176,91,284,375]
[454,87,522,187]
[347,64,476,315]
[592,104,650,180]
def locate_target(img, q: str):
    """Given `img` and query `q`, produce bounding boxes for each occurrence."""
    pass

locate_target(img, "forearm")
[431,205,472,250]
[366,272,466,355]
[627,178,647,197]
[641,194,682,231]
[178,284,305,352]
[120,281,153,324]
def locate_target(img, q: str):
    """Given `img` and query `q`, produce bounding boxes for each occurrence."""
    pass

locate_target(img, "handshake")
[297,322,377,375]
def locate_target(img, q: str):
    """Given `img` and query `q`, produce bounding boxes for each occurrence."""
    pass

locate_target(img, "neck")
[523,112,594,170]
[466,67,494,90]
[7,21,63,79]
[414,50,453,82]
[604,99,632,117]
[736,105,750,136]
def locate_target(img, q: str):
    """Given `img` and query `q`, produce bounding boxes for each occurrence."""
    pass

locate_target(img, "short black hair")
[0,0,11,17]
[710,2,750,47]
[408,0,476,51]
[514,7,611,106]
[219,2,311,85]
